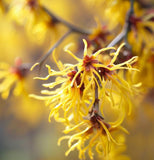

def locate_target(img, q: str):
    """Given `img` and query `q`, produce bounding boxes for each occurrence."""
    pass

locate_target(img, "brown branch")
[37,30,72,72]
[33,6,92,72]
[41,6,92,35]
[107,30,125,48]
[94,83,99,112]
[107,0,135,48]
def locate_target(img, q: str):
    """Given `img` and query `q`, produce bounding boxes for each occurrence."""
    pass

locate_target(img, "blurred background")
[0,0,154,160]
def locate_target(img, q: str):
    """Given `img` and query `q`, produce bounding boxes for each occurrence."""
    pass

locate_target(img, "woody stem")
[107,0,135,48]
[93,75,99,113]
[94,84,99,112]
[41,6,91,35]
[37,30,72,72]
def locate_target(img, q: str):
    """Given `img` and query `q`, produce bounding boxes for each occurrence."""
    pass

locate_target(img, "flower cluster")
[30,39,140,159]
[1,0,154,159]
[58,109,128,159]
[8,0,59,43]
[0,57,30,99]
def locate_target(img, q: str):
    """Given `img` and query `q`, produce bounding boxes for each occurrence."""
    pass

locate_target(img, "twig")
[107,31,125,47]
[34,6,92,72]
[124,0,134,49]
[107,0,135,48]
[41,6,92,35]
[92,73,100,113]
[38,30,72,71]
[94,83,99,112]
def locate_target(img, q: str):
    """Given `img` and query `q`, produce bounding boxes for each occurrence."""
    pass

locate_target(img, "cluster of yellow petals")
[127,11,154,88]
[58,111,128,160]
[0,61,24,99]
[8,0,55,43]
[30,39,141,159]
[0,1,152,159]
[30,51,92,124]
[31,39,139,121]
[0,58,27,99]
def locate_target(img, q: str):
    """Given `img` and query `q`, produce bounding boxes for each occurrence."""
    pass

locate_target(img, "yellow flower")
[30,51,92,124]
[8,0,57,43]
[88,18,112,49]
[0,57,30,99]
[30,39,139,125]
[30,40,140,160]
[105,0,142,29]
[64,40,139,117]
[58,110,128,160]
[127,10,154,88]
[128,10,154,54]
[134,44,154,88]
